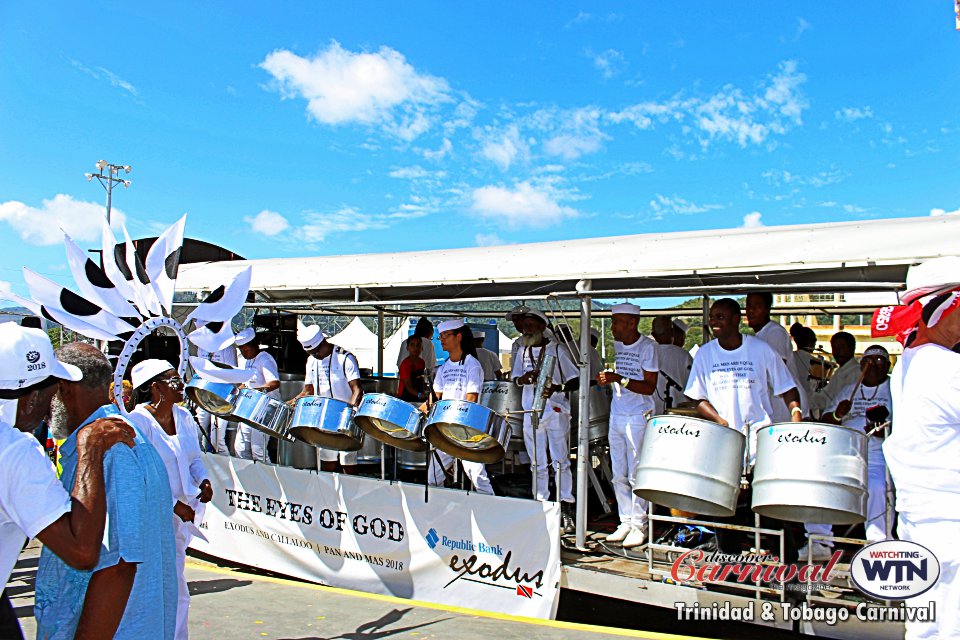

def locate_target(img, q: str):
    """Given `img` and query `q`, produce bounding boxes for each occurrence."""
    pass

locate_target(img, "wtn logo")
[861,559,927,583]
[851,540,940,600]
[425,528,440,549]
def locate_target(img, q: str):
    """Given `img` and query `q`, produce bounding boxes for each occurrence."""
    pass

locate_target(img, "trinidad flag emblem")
[516,585,533,598]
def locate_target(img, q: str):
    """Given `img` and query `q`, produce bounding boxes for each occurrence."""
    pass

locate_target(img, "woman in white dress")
[128,359,213,640]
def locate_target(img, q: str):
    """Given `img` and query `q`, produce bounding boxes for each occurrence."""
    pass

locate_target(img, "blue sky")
[1,2,958,300]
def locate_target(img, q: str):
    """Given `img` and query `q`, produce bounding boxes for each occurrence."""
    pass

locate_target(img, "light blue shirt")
[35,404,178,639]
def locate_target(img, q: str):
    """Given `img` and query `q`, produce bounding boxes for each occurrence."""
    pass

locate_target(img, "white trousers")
[898,515,960,639]
[804,523,834,547]
[428,450,494,495]
[174,521,190,640]
[234,423,270,462]
[522,409,573,503]
[608,414,648,528]
[317,448,358,465]
[197,409,229,454]
[865,442,890,542]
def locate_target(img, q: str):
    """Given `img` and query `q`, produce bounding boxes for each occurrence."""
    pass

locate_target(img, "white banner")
[190,454,562,618]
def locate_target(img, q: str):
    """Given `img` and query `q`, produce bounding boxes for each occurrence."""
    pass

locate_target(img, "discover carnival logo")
[851,540,940,600]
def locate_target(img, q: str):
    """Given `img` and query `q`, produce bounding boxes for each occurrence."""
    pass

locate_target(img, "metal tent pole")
[575,279,592,549]
[377,308,385,377]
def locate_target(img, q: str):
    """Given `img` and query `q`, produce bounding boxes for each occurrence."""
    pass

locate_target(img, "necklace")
[859,383,880,402]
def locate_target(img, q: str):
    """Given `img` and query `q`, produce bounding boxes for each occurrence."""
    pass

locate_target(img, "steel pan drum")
[425,399,510,464]
[231,388,293,440]
[633,414,746,517]
[397,448,428,470]
[752,422,867,525]
[480,381,523,431]
[289,396,363,451]
[569,385,612,443]
[186,377,236,416]
[354,394,428,452]
[356,434,381,465]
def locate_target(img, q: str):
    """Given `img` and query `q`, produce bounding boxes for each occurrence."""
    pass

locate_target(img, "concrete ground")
[6,542,699,640]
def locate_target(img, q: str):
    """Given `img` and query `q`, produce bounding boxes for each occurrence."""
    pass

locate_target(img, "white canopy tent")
[328,317,379,372]
[176,216,960,304]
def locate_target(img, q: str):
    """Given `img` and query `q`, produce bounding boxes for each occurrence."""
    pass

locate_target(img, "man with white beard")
[0,326,134,640]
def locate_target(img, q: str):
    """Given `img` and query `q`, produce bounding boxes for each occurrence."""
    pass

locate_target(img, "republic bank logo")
[425,528,440,549]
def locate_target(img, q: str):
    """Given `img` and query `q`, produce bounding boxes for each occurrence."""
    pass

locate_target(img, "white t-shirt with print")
[754,321,808,419]
[197,344,237,367]
[828,377,891,458]
[510,341,578,413]
[433,354,483,401]
[610,335,659,418]
[0,422,71,587]
[306,347,360,403]
[884,344,960,520]
[685,334,796,435]
[240,350,282,400]
[654,343,693,415]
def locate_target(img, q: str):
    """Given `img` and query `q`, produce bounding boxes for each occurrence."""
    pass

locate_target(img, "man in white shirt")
[506,305,531,367]
[810,332,859,417]
[596,303,659,549]
[0,324,134,640]
[293,325,363,473]
[397,317,436,378]
[685,298,802,556]
[745,293,810,420]
[195,339,237,455]
[473,330,502,381]
[824,346,892,545]
[790,325,822,398]
[511,309,579,532]
[650,316,693,415]
[877,264,960,639]
[234,327,280,462]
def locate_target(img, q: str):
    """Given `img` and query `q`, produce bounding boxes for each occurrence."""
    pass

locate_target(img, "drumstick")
[847,367,868,403]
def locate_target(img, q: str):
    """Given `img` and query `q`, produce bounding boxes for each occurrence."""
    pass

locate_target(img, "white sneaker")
[798,541,833,561]
[622,527,647,549]
[606,522,633,543]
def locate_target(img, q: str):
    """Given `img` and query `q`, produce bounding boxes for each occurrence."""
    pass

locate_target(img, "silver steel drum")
[230,388,293,440]
[186,377,236,416]
[424,399,510,464]
[354,394,427,452]
[356,434,381,465]
[289,396,363,451]
[277,438,318,470]
[751,422,868,525]
[397,448,428,470]
[568,385,611,443]
[633,414,746,517]
[360,377,399,396]
[480,381,523,431]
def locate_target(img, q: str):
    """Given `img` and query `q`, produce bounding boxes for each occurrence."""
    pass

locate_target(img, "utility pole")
[85,159,131,224]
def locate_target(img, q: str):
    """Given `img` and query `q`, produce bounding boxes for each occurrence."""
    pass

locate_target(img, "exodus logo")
[423,528,503,556]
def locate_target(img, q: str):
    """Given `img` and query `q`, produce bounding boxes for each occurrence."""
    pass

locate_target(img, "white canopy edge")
[175,216,959,303]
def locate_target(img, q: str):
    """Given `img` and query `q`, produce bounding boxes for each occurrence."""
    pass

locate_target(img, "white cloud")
[565,11,622,29]
[419,138,453,161]
[388,165,446,180]
[795,17,811,39]
[471,182,578,228]
[0,280,14,302]
[296,207,389,243]
[475,233,505,247]
[260,41,451,140]
[761,168,846,188]
[742,212,764,228]
[835,106,874,122]
[931,206,960,217]
[0,194,125,246]
[543,134,602,160]
[587,48,625,79]
[245,209,289,236]
[480,125,529,171]
[70,59,140,98]
[649,194,722,216]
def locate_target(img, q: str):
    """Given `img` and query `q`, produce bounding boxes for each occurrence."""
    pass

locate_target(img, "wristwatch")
[618,377,631,387]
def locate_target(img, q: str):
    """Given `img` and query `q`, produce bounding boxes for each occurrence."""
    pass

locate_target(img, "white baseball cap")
[437,318,465,333]
[297,324,325,351]
[0,324,82,390]
[673,319,689,333]
[611,303,642,316]
[903,256,960,305]
[130,359,175,390]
